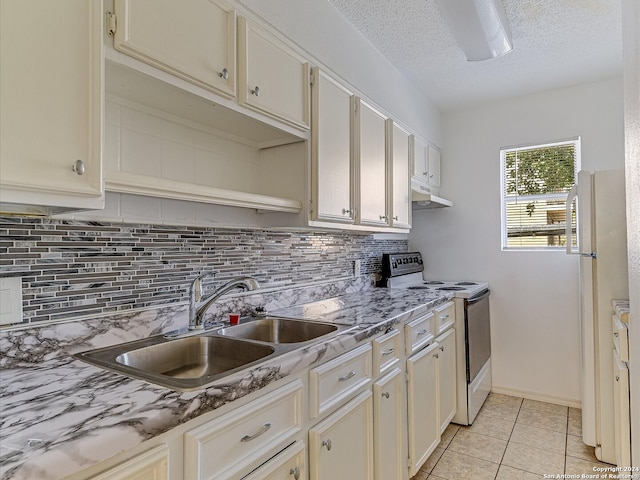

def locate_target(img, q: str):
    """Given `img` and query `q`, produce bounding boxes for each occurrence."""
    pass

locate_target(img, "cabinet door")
[113,0,236,98]
[238,17,310,130]
[406,342,440,476]
[373,368,406,480]
[0,0,103,213]
[412,136,428,184]
[90,445,168,480]
[427,144,441,189]
[436,329,457,433]
[309,391,374,480]
[242,440,306,480]
[356,99,388,227]
[613,351,631,469]
[310,68,354,223]
[390,121,411,229]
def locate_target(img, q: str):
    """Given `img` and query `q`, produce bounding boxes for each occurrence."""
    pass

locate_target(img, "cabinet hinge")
[310,71,316,86]
[106,11,117,37]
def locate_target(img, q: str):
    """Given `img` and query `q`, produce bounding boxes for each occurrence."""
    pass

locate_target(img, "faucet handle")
[193,278,204,302]
[255,306,266,317]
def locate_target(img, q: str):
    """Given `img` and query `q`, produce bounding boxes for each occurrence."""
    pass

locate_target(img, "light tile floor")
[411,392,615,480]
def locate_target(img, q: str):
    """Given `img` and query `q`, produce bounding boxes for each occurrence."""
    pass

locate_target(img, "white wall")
[409,78,625,405]
[236,0,441,145]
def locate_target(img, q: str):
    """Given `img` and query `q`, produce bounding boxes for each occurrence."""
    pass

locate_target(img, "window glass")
[501,138,580,250]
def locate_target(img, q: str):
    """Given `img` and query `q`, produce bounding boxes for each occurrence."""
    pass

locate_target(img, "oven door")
[465,289,491,383]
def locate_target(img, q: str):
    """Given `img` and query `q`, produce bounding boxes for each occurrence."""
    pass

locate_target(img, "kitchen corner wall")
[0,216,407,327]
[409,77,625,406]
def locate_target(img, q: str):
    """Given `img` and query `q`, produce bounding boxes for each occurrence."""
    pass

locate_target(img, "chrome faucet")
[189,275,260,330]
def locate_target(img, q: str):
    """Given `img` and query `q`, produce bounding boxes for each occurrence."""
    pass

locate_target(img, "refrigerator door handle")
[566,184,579,255]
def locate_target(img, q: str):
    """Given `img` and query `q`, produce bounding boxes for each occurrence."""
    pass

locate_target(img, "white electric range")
[381,252,492,425]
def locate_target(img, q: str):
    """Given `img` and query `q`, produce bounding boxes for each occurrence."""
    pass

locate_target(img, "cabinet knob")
[616,375,620,382]
[393,215,399,221]
[342,208,352,215]
[614,332,619,337]
[423,171,428,176]
[72,159,86,176]
[322,439,332,451]
[250,85,260,96]
[434,353,439,359]
[219,68,229,80]
[440,346,445,351]
[381,392,390,399]
[289,466,300,479]
[379,215,387,221]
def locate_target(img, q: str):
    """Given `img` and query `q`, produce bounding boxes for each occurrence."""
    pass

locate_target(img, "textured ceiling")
[326,0,623,112]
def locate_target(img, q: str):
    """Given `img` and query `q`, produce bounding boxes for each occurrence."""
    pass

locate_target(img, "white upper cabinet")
[238,17,310,130]
[389,122,412,229]
[355,99,388,227]
[310,68,354,224]
[0,0,104,214]
[412,136,441,194]
[112,0,237,98]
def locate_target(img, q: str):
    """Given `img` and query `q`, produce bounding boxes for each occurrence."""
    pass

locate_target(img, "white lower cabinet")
[373,368,407,480]
[613,350,631,469]
[89,445,168,480]
[308,390,374,480]
[242,440,306,480]
[406,342,440,477]
[184,380,303,479]
[436,328,457,433]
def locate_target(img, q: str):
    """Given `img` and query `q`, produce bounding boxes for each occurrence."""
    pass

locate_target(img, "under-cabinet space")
[103,97,304,213]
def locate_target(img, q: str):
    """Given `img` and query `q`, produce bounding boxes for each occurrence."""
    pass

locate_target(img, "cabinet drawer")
[242,440,306,480]
[372,328,401,377]
[613,315,629,362]
[405,312,435,355]
[184,380,303,480]
[433,302,455,336]
[309,344,372,418]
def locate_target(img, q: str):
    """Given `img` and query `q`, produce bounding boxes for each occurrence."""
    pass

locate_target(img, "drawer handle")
[381,392,390,399]
[240,422,271,442]
[338,370,356,382]
[440,314,450,320]
[290,466,300,479]
[417,329,428,336]
[382,348,395,356]
[322,439,332,451]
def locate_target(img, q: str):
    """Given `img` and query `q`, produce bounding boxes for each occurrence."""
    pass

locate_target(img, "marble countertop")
[0,288,452,480]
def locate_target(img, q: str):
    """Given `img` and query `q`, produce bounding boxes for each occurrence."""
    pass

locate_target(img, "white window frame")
[500,137,581,251]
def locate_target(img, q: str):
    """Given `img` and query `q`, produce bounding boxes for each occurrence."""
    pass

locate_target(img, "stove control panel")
[382,252,424,279]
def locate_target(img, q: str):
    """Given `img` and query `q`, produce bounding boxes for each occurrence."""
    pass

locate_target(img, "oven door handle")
[466,289,490,305]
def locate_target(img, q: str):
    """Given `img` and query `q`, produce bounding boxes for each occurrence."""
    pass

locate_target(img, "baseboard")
[491,385,582,409]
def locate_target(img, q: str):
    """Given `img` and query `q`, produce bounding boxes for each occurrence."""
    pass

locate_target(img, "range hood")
[411,187,453,209]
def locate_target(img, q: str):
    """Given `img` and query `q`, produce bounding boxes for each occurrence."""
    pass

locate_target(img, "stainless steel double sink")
[75,317,349,391]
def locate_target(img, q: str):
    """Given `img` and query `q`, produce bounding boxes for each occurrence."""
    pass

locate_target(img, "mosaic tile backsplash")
[0,217,408,326]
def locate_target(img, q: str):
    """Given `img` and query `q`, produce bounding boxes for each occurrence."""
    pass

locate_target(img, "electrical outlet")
[0,277,22,325]
[354,260,361,277]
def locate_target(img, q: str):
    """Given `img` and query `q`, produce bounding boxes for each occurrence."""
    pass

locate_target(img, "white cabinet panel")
[436,328,457,433]
[238,18,310,130]
[242,440,306,480]
[613,351,631,469]
[113,0,236,98]
[407,342,440,476]
[427,144,441,189]
[309,390,374,480]
[356,99,388,226]
[0,0,104,214]
[311,68,354,223]
[390,122,412,228]
[373,368,406,480]
[184,380,303,479]
[90,445,168,480]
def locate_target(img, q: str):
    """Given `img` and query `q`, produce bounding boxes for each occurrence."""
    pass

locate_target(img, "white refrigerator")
[566,169,629,463]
